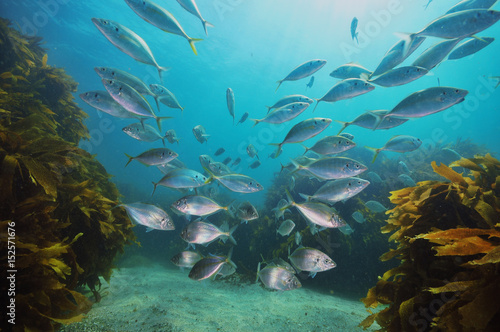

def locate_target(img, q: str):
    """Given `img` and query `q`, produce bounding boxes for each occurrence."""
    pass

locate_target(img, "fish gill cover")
[0,19,136,331]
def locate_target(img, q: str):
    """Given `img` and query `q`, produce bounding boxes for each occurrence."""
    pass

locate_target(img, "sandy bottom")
[61,260,380,332]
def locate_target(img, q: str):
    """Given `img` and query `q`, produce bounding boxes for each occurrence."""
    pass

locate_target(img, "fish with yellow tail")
[276,59,326,92]
[91,18,169,81]
[366,135,422,163]
[124,0,203,55]
[270,118,331,158]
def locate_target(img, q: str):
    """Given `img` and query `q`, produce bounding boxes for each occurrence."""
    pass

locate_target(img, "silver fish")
[199,154,215,169]
[91,18,169,80]
[222,157,232,165]
[398,174,417,187]
[119,202,174,231]
[446,0,498,15]
[306,76,315,89]
[271,118,332,157]
[150,84,184,112]
[272,199,291,221]
[338,223,354,235]
[231,157,241,167]
[352,211,365,224]
[171,251,203,268]
[339,133,354,141]
[285,190,346,229]
[330,63,372,80]
[367,135,422,163]
[125,148,178,167]
[351,17,359,44]
[295,231,302,246]
[206,172,263,194]
[293,157,368,180]
[276,59,327,91]
[289,246,336,277]
[176,0,213,36]
[266,94,314,113]
[367,171,383,183]
[94,67,154,97]
[123,123,166,145]
[102,79,170,131]
[249,160,261,169]
[180,220,237,245]
[237,112,249,125]
[412,38,464,70]
[237,201,259,223]
[314,78,375,111]
[172,195,229,217]
[448,36,495,60]
[246,144,259,160]
[303,135,355,156]
[214,148,225,156]
[277,219,295,236]
[371,37,426,77]
[256,263,301,291]
[193,125,210,143]
[365,66,429,87]
[299,177,370,204]
[404,9,500,45]
[373,87,468,128]
[124,0,202,55]
[398,161,411,175]
[165,129,180,144]
[188,255,234,281]
[365,200,388,213]
[251,102,310,126]
[336,110,406,133]
[209,162,232,176]
[226,88,235,124]
[157,158,186,173]
[80,90,138,119]
[152,168,207,194]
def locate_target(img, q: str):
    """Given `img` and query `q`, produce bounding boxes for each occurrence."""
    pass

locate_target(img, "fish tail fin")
[301,144,310,155]
[140,118,146,129]
[151,181,158,196]
[284,188,295,207]
[256,262,261,283]
[395,32,416,58]
[265,106,272,114]
[124,153,134,167]
[202,166,217,184]
[360,73,370,82]
[250,119,261,127]
[226,224,238,245]
[157,65,170,83]
[154,96,161,113]
[355,32,359,44]
[335,120,348,135]
[312,99,321,113]
[279,162,286,174]
[188,38,203,56]
[275,80,283,92]
[269,143,282,158]
[202,20,214,36]
[299,193,311,201]
[161,137,166,146]
[370,111,385,131]
[365,146,381,163]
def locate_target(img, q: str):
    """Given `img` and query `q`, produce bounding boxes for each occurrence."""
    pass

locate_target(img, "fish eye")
[103,20,108,24]
[115,27,119,32]
[455,89,459,93]
[355,164,360,168]
[443,92,447,95]
[354,82,358,86]
[94,93,98,97]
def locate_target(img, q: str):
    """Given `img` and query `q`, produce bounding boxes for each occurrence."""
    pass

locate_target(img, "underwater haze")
[2,0,500,330]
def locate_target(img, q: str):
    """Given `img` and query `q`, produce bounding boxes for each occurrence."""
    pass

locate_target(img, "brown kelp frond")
[0,19,136,332]
[360,155,500,331]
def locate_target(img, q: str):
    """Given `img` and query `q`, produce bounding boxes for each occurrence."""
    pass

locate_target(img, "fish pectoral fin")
[145,227,155,232]
[309,272,317,278]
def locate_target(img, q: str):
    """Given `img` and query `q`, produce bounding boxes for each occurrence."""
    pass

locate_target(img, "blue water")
[3,0,500,282]
[2,1,499,209]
